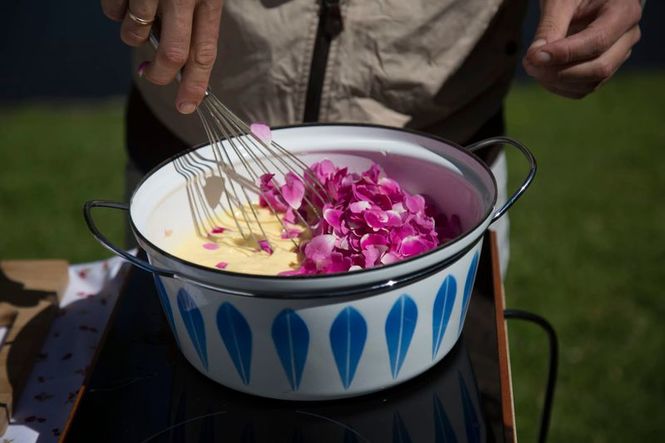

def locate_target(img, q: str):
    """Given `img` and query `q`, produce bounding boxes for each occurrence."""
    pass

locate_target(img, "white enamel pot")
[84,124,535,400]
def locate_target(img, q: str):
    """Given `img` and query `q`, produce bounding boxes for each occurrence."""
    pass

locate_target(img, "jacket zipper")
[303,0,344,122]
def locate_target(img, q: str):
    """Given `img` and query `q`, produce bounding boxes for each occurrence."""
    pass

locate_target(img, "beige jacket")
[134,0,527,147]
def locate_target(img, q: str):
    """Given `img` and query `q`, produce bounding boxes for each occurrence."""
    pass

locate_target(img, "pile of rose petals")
[258,159,462,276]
[251,122,462,276]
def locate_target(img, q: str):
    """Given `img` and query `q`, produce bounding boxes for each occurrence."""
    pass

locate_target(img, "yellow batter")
[172,205,305,276]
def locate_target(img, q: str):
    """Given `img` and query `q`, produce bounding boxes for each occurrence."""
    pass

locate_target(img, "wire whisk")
[148,32,329,249]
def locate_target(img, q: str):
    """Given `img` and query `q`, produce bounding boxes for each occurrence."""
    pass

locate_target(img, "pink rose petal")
[349,200,372,213]
[360,233,389,249]
[399,236,432,257]
[404,194,426,213]
[363,209,389,229]
[364,163,383,182]
[215,262,228,269]
[312,159,336,180]
[392,202,406,216]
[337,236,350,250]
[348,233,361,251]
[281,172,306,209]
[211,227,226,234]
[278,268,306,276]
[259,173,288,213]
[281,227,302,239]
[256,158,448,275]
[283,207,297,224]
[379,177,402,201]
[389,224,416,245]
[322,252,352,274]
[385,210,403,227]
[258,239,273,255]
[353,184,376,202]
[381,251,402,265]
[362,245,387,268]
[203,242,219,250]
[304,234,336,265]
[323,207,343,231]
[250,122,272,144]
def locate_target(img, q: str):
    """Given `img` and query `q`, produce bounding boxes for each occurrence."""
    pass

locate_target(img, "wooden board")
[0,260,69,434]
[488,231,517,442]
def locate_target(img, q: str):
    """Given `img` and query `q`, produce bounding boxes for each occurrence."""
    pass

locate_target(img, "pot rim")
[128,123,498,285]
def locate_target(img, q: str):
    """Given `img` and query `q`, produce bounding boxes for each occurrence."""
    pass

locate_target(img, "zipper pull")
[321,0,344,39]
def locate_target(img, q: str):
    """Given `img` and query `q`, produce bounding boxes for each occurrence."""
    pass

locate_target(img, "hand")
[101,0,224,113]
[523,0,642,99]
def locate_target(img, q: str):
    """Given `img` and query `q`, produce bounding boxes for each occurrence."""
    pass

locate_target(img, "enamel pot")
[84,124,535,400]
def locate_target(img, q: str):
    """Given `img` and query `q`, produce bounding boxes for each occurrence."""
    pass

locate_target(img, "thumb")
[526,0,578,66]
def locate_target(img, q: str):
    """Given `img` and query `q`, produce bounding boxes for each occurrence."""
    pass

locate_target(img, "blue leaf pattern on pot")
[216,302,252,385]
[330,306,367,389]
[152,275,180,347]
[432,275,457,360]
[392,412,413,443]
[458,252,480,335]
[272,309,309,390]
[385,294,418,379]
[433,394,458,443]
[459,371,481,443]
[176,289,208,370]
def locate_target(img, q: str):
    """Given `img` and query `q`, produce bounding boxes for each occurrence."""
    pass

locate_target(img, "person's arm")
[523,0,643,99]
[101,0,224,114]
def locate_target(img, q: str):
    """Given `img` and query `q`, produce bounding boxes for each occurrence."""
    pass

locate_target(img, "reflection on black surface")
[65,237,504,443]
[131,342,482,443]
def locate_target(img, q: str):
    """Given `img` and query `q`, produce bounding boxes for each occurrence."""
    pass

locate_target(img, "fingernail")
[178,102,197,114]
[530,39,547,50]
[536,51,552,64]
[137,61,150,78]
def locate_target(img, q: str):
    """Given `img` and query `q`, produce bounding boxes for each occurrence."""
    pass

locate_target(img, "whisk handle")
[83,200,177,279]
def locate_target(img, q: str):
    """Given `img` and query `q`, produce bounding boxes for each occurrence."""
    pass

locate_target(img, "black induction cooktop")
[63,235,512,442]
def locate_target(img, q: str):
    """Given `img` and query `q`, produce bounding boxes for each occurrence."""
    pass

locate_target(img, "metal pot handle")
[83,200,177,278]
[84,200,264,296]
[466,136,537,224]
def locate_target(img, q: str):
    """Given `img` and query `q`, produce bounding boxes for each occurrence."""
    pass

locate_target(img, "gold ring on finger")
[128,10,154,26]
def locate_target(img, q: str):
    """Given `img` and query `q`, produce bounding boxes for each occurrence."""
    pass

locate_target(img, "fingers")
[101,0,127,21]
[120,0,159,47]
[176,0,223,113]
[555,26,640,83]
[526,0,579,64]
[538,82,593,100]
[531,0,642,67]
[524,25,639,99]
[105,0,225,114]
[523,60,597,99]
[141,0,195,87]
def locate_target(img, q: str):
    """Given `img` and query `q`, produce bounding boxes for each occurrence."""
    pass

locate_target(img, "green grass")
[1,71,664,441]
[0,100,127,262]
[504,71,665,442]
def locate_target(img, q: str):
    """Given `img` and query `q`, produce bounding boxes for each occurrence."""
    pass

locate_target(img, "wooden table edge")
[489,231,517,442]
